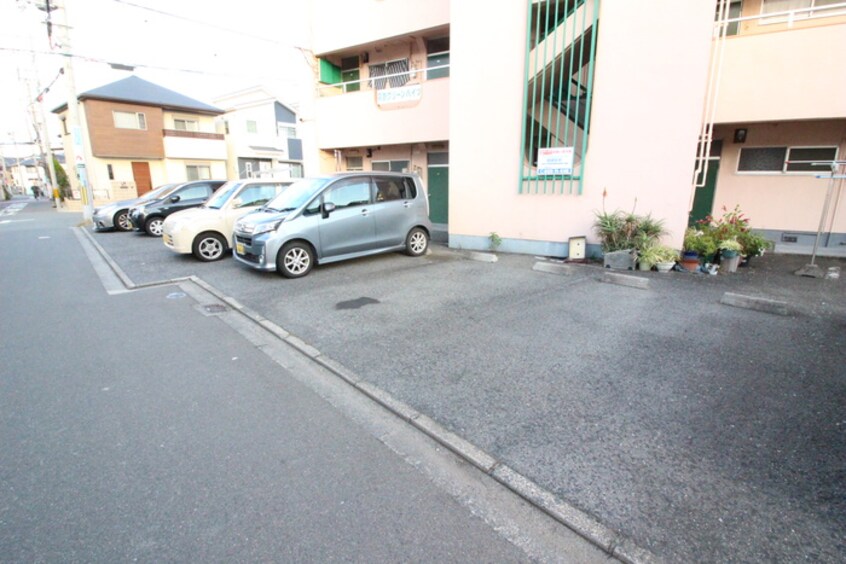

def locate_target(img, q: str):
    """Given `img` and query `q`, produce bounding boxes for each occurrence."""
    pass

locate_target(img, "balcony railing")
[317,64,449,97]
[718,1,846,30]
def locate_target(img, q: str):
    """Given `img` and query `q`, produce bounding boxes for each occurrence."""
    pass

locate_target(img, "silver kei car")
[232,172,432,278]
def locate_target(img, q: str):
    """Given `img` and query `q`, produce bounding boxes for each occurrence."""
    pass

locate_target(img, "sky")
[0,0,314,157]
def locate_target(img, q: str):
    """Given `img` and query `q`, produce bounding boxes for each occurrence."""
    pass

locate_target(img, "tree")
[53,157,71,199]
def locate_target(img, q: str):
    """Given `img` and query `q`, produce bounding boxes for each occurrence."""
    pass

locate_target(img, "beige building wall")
[712,120,846,233]
[449,0,716,252]
[310,0,449,55]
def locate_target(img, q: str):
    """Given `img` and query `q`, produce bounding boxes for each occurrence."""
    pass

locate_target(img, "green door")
[427,166,449,224]
[689,159,719,226]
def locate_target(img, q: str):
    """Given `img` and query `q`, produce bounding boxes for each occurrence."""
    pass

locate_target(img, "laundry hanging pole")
[794,160,846,278]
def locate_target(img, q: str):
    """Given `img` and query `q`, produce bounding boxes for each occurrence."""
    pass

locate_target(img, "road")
[0,200,609,562]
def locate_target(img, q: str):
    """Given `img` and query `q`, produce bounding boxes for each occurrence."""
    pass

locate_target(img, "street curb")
[77,227,137,289]
[601,271,651,290]
[720,292,792,315]
[466,251,499,263]
[78,226,656,564]
[533,261,575,276]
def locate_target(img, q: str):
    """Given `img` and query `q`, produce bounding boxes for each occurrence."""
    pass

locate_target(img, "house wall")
[163,159,227,182]
[83,100,164,159]
[712,120,846,235]
[715,23,846,123]
[310,0,449,55]
[448,0,715,254]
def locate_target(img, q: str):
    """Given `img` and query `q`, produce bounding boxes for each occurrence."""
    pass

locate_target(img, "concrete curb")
[720,292,792,315]
[78,225,656,564]
[533,261,575,276]
[466,251,498,263]
[601,271,651,290]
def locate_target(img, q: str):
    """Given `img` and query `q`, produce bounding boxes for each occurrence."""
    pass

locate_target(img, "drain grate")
[201,303,229,315]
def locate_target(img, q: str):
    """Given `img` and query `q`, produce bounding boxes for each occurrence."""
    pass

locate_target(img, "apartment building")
[309,0,845,256]
[705,0,846,252]
[53,76,227,201]
[214,87,305,181]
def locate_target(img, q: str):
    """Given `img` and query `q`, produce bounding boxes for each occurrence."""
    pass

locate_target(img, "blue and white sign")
[377,85,422,106]
[537,147,574,175]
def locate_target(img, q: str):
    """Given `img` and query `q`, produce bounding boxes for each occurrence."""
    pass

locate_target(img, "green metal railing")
[519,0,599,195]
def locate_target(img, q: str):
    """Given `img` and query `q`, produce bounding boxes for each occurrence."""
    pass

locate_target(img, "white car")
[162,179,291,261]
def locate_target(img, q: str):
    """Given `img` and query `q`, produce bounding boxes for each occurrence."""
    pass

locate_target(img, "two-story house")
[309,0,845,257]
[53,76,227,202]
[213,87,304,180]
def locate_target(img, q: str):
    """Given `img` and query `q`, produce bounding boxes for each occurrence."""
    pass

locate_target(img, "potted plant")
[719,238,742,273]
[638,244,678,273]
[594,208,665,270]
[737,231,773,266]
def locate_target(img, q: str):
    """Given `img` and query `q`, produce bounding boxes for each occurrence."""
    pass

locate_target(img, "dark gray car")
[232,172,432,278]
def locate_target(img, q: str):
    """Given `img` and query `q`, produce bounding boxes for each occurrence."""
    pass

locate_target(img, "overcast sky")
[0,0,313,156]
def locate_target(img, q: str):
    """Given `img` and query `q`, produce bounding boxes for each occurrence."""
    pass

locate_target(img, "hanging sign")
[377,85,422,107]
[537,147,574,175]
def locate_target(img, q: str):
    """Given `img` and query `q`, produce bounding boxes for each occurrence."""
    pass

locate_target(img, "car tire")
[144,216,164,237]
[404,227,429,257]
[193,232,227,262]
[114,210,132,231]
[277,241,314,278]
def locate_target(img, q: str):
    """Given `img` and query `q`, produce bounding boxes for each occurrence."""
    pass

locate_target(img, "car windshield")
[263,177,333,212]
[204,181,243,209]
[138,183,176,203]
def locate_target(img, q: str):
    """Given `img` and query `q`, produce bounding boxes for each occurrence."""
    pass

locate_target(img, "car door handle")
[403,201,412,208]
[360,208,369,216]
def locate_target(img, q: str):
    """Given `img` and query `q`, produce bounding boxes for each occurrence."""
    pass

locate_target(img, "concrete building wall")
[448,0,716,254]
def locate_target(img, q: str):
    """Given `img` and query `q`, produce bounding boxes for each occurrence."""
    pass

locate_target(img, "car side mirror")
[170,195,181,203]
[231,197,243,209]
[322,202,336,219]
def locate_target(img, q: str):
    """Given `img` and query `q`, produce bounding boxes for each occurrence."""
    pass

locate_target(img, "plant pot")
[655,261,675,273]
[603,249,637,270]
[680,258,700,272]
[721,249,739,259]
[638,260,653,271]
[682,250,699,261]
[721,255,740,273]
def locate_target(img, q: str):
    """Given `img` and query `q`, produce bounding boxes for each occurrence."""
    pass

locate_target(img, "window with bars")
[520,0,599,195]
[369,59,410,90]
[737,146,837,173]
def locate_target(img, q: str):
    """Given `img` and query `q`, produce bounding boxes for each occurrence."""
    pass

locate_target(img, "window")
[427,37,450,79]
[174,118,199,132]
[290,163,304,178]
[323,178,372,208]
[737,146,837,173]
[374,178,403,202]
[107,164,114,180]
[341,56,361,93]
[761,0,842,23]
[717,1,743,36]
[235,183,280,208]
[346,156,363,171]
[178,184,212,200]
[61,117,69,135]
[246,120,258,134]
[368,59,409,90]
[113,111,146,130]
[372,160,409,172]
[277,123,296,138]
[186,164,211,180]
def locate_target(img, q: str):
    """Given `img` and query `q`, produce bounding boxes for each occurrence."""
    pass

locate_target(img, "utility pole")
[45,0,93,220]
[24,39,61,207]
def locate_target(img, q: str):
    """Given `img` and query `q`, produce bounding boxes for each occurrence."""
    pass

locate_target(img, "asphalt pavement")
[1,198,614,562]
[12,198,846,563]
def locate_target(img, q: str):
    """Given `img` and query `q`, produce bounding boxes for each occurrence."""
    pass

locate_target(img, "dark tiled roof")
[54,76,223,115]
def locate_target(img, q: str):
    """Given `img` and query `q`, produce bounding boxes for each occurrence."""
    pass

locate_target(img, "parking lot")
[89,227,846,563]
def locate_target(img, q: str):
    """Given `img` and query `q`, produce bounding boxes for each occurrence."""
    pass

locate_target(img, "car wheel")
[277,241,314,278]
[192,232,227,262]
[145,216,164,237]
[114,210,132,231]
[404,227,429,256]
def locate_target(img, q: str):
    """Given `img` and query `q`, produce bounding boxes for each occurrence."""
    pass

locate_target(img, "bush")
[594,210,665,253]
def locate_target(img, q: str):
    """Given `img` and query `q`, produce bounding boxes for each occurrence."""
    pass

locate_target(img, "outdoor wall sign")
[537,147,574,176]
[376,84,422,107]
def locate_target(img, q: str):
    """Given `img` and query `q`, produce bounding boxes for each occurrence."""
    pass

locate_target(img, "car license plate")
[236,242,245,255]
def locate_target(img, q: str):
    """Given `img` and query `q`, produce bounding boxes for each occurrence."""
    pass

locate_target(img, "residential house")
[53,76,227,202]
[309,0,846,256]
[214,87,305,180]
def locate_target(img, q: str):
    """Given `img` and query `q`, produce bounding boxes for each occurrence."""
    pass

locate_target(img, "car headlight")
[251,221,282,236]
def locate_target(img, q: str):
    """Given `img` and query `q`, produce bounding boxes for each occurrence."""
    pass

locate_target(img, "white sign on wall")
[376,85,422,106]
[537,147,574,175]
